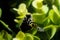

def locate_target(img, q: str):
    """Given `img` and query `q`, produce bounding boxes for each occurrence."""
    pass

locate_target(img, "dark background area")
[0,0,60,40]
[0,0,20,33]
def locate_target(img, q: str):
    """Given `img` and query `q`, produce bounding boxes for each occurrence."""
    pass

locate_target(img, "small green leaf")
[18,3,28,15]
[0,8,2,18]
[14,18,23,28]
[16,31,25,40]
[50,26,57,39]
[0,30,12,40]
[49,9,54,22]
[52,5,59,15]
[44,25,57,39]
[41,5,49,14]
[24,33,34,40]
[32,13,46,24]
[32,0,43,9]
[13,3,28,18]
[49,9,60,24]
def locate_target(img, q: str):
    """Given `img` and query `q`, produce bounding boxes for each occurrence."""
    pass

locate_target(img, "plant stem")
[0,20,12,32]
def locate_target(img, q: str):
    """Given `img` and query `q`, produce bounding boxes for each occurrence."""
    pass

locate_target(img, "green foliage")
[44,25,57,39]
[0,30,12,40]
[32,0,43,9]
[15,31,25,40]
[0,0,60,40]
[32,13,46,24]
[13,31,40,40]
[0,20,13,32]
[24,33,34,40]
[49,5,60,24]
[13,3,28,18]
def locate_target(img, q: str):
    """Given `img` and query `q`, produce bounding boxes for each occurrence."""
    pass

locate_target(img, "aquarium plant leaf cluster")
[0,30,12,40]
[13,31,40,40]
[0,0,60,40]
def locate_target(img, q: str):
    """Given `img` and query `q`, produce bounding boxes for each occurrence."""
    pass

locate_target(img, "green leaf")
[0,8,2,18]
[49,9,60,24]
[24,33,34,40]
[18,3,28,15]
[35,5,49,14]
[52,5,59,15]
[0,30,12,40]
[14,18,23,28]
[32,13,46,24]
[50,26,57,39]
[44,25,57,39]
[32,0,43,9]
[13,3,28,18]
[16,31,25,40]
[41,5,49,14]
[34,36,40,40]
